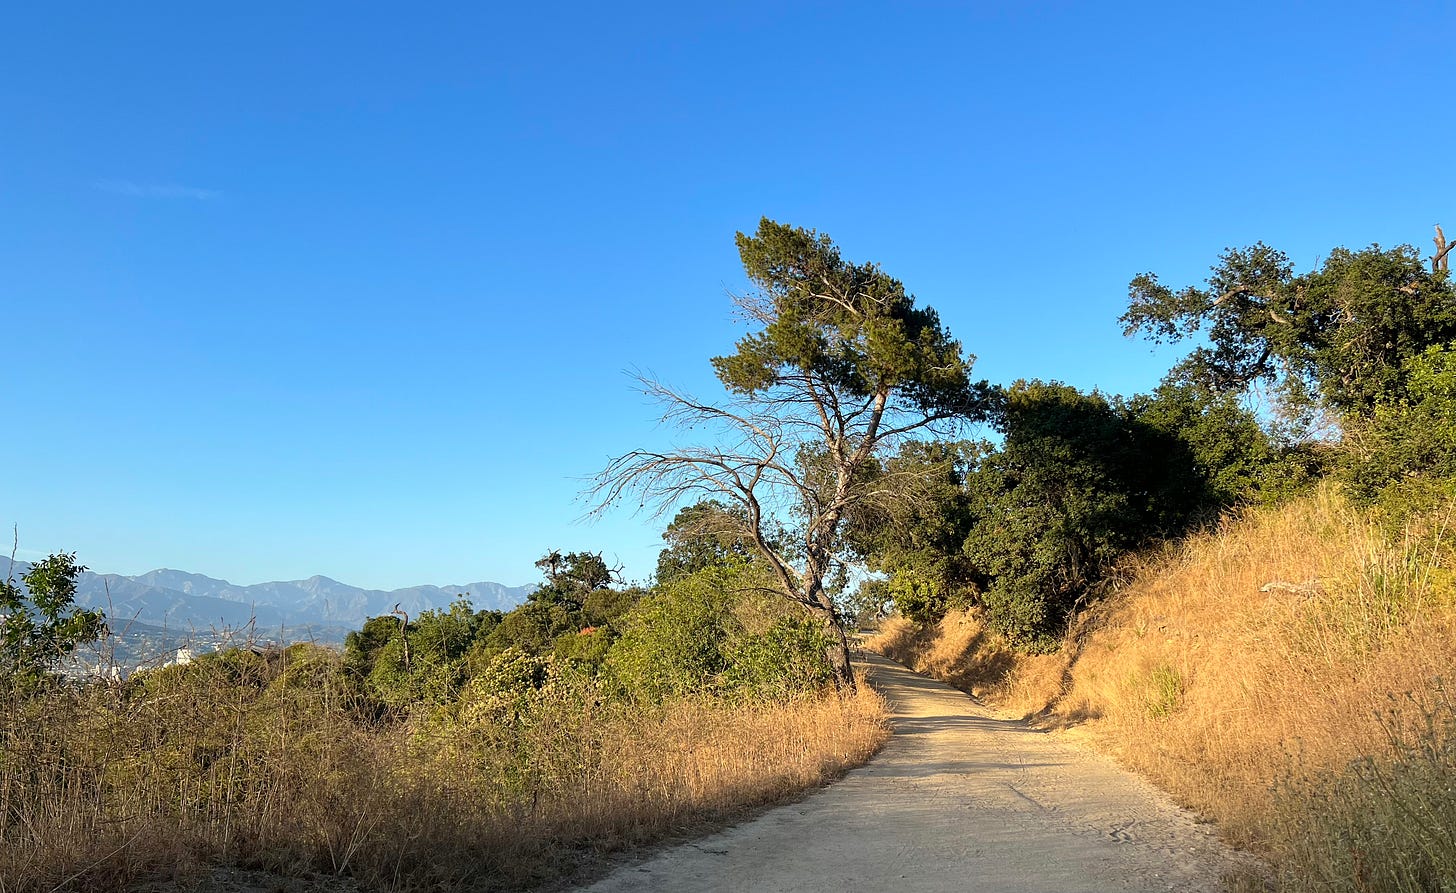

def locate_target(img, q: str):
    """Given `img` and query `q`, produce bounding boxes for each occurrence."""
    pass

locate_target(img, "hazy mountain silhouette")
[4,560,532,633]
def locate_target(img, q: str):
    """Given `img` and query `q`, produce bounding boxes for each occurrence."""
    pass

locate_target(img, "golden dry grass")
[1057,487,1455,844]
[868,483,1456,888]
[868,610,1065,717]
[0,653,888,893]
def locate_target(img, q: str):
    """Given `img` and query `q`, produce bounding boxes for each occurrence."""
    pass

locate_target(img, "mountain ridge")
[6,559,534,632]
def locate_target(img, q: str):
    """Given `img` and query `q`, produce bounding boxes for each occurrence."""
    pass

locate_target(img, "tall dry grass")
[0,646,887,892]
[868,483,1456,889]
[869,610,1066,717]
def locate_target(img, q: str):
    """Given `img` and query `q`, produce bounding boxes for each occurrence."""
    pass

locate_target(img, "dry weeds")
[0,650,887,893]
[868,483,1456,889]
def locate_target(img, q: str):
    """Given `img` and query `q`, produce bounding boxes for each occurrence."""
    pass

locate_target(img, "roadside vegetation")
[0,546,885,892]
[865,231,1456,891]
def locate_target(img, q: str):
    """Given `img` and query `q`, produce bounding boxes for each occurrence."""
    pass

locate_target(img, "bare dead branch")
[1434,224,1452,273]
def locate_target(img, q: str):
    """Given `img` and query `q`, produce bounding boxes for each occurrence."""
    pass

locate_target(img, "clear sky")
[4,2,1452,590]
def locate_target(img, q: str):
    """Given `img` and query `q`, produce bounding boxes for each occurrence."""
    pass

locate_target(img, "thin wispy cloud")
[95,179,221,200]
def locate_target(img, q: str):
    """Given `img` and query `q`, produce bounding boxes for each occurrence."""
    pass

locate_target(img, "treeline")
[15,225,1454,685]
[848,236,1456,649]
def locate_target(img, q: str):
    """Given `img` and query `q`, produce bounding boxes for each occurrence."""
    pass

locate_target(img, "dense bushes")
[852,380,1283,645]
[608,565,832,702]
[340,551,835,713]
[1342,342,1456,519]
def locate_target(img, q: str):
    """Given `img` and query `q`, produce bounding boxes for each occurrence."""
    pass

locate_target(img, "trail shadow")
[865,759,1066,779]
[890,713,1049,737]
[848,653,1078,781]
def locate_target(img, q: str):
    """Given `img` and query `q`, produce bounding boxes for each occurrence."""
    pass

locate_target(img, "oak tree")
[1123,242,1456,421]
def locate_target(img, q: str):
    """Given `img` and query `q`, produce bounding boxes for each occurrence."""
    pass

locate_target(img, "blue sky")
[3,2,1452,590]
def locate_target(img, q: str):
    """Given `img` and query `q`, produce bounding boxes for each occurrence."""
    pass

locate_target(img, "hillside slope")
[869,484,1456,890]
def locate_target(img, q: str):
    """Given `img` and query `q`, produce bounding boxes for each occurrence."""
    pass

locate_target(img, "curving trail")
[578,652,1261,893]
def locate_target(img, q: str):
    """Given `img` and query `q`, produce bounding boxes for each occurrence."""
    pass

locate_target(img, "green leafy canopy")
[1123,242,1456,419]
[715,219,987,421]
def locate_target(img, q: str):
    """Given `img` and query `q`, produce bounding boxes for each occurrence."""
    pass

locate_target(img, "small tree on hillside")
[592,219,989,690]
[531,550,618,609]
[1,552,107,691]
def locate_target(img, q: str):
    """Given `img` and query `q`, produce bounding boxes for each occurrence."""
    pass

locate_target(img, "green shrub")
[346,601,506,707]
[552,625,613,666]
[1141,664,1184,719]
[1342,343,1456,521]
[981,584,1057,652]
[723,617,833,701]
[885,569,971,625]
[0,552,106,694]
[606,565,836,703]
[608,570,734,701]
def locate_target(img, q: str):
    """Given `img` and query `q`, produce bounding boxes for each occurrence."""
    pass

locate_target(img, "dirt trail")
[578,652,1261,892]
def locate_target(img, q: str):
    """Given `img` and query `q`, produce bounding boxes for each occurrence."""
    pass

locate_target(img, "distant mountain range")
[3,559,534,637]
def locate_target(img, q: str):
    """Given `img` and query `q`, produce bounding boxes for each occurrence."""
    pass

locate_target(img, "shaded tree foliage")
[962,382,1214,644]
[849,381,1277,645]
[842,440,986,623]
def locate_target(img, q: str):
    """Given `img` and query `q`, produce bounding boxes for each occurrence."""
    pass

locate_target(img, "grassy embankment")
[869,483,1456,891]
[0,650,886,892]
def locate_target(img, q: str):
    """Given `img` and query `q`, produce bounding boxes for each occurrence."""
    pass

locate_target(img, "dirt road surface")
[578,652,1261,893]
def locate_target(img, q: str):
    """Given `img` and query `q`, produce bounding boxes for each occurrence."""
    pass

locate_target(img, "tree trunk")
[804,562,856,694]
[824,617,856,693]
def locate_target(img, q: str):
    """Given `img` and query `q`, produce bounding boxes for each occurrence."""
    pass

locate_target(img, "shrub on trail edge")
[606,564,834,703]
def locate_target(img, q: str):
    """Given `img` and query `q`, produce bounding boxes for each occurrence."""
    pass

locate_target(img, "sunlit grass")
[869,482,1456,889]
[0,649,887,892]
